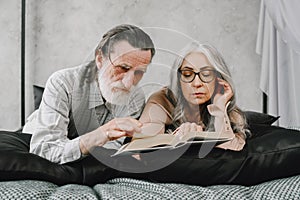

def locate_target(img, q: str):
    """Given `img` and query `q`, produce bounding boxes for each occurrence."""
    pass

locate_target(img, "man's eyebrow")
[115,62,148,71]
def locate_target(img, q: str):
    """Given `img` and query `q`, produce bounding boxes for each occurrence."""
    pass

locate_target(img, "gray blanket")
[0,175,299,199]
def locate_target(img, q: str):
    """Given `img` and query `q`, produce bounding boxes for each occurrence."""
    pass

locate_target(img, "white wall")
[0,0,21,130]
[0,0,262,130]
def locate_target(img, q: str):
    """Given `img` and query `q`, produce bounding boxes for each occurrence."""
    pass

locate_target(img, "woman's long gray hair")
[169,42,248,136]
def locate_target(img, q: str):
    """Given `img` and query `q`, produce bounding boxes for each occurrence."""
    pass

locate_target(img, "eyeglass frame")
[178,68,217,83]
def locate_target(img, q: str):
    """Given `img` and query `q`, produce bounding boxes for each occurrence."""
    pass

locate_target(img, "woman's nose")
[191,74,204,87]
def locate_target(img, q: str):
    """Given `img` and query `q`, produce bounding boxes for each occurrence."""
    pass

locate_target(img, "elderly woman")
[138,42,249,151]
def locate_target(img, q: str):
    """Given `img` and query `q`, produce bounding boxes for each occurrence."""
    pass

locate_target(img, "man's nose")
[122,70,135,89]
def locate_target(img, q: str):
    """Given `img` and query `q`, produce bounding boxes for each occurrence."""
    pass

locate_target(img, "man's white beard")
[98,72,135,105]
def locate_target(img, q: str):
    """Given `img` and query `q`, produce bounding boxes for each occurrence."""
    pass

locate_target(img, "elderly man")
[24,24,155,164]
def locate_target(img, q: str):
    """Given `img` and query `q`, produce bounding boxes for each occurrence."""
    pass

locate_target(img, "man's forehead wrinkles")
[111,50,151,65]
[122,55,150,63]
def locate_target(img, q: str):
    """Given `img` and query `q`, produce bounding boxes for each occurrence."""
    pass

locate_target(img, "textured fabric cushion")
[0,180,98,199]
[244,111,279,125]
[1,176,299,199]
[94,176,300,200]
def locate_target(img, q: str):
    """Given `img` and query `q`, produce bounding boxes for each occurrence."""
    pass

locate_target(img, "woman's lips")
[192,92,205,97]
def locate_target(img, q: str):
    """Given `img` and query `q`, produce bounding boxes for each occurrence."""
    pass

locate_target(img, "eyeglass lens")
[179,69,216,83]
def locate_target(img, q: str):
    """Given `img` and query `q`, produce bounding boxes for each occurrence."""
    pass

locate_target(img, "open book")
[112,131,234,156]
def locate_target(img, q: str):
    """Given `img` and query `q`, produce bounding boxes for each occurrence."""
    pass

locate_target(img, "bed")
[1,115,300,199]
[1,86,300,199]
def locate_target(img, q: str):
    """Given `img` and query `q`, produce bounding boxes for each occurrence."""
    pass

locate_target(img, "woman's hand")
[172,122,203,138]
[80,117,142,154]
[213,78,233,106]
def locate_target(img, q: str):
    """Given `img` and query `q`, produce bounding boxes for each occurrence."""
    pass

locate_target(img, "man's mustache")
[110,81,135,93]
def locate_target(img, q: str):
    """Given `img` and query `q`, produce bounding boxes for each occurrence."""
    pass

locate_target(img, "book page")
[113,131,234,156]
[180,131,234,145]
[186,131,234,140]
[124,134,179,151]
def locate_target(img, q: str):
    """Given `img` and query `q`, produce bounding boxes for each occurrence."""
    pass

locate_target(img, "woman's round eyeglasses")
[178,69,216,83]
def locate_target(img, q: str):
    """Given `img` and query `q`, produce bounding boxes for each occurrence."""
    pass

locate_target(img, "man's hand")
[79,117,142,154]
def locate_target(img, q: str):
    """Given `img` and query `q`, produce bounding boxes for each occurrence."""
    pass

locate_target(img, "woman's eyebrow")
[181,65,214,71]
[200,66,214,70]
[181,66,194,70]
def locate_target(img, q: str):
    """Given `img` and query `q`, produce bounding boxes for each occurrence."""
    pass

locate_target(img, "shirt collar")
[88,78,105,109]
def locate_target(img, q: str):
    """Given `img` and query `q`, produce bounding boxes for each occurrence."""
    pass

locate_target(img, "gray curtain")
[256,0,300,129]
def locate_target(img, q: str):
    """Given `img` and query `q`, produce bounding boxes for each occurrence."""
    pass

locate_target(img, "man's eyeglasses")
[178,69,216,83]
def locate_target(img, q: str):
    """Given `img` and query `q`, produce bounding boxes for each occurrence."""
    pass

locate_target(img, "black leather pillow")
[140,125,300,186]
[0,131,82,185]
[1,126,300,186]
[0,131,120,186]
[244,111,279,125]
[233,125,300,185]
[33,85,45,110]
